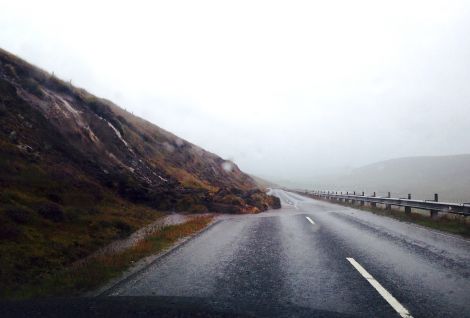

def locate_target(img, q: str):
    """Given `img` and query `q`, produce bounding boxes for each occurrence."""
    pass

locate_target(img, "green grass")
[0,202,164,298]
[4,215,213,299]
[0,135,171,299]
[316,197,470,238]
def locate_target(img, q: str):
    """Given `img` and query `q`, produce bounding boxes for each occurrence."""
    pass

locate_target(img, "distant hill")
[309,155,470,203]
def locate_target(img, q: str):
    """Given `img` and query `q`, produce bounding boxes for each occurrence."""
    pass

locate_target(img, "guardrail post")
[385,192,391,211]
[464,205,470,216]
[370,192,376,208]
[312,190,466,217]
[405,194,411,214]
[430,193,439,219]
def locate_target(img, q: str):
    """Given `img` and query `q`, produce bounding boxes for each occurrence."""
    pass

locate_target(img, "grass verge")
[8,215,214,299]
[313,197,470,238]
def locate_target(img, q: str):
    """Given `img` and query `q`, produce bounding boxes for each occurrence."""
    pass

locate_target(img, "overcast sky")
[1,0,470,181]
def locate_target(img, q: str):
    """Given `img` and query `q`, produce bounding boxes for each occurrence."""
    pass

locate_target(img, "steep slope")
[309,155,470,202]
[0,48,279,297]
[0,48,278,212]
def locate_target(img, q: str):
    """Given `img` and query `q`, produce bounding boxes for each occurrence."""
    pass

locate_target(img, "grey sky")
[1,0,470,181]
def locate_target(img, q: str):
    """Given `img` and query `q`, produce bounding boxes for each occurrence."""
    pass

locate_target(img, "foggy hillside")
[285,154,470,203]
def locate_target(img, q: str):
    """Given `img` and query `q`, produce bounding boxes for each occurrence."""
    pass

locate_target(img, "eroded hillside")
[0,48,280,212]
[0,48,280,298]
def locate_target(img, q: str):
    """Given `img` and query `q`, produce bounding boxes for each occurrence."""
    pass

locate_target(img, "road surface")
[106,189,470,317]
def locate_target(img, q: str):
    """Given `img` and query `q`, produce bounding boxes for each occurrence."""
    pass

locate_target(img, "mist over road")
[108,189,470,317]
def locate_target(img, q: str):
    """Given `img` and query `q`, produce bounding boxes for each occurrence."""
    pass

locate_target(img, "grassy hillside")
[0,48,280,298]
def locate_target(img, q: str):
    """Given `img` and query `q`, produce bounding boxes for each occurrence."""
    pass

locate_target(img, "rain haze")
[3,2,470,312]
[1,0,470,184]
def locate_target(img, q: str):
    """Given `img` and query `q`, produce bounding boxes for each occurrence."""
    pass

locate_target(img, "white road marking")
[346,258,413,318]
[305,216,315,224]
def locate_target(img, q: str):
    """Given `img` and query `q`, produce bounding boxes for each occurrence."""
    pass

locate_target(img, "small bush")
[219,194,245,206]
[176,196,196,211]
[22,78,44,98]
[0,191,19,204]
[37,202,65,222]
[64,207,85,222]
[0,221,21,240]
[0,77,18,103]
[117,176,150,203]
[112,220,132,238]
[4,64,18,79]
[141,133,152,143]
[5,205,33,224]
[46,192,63,204]
[0,101,6,116]
[98,220,113,228]
[188,204,209,214]
[87,207,102,215]
[48,75,74,95]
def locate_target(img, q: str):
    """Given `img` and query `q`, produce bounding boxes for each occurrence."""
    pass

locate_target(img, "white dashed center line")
[346,258,413,318]
[305,216,315,224]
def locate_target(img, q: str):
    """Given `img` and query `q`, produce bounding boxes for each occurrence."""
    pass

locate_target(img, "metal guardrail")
[306,191,470,217]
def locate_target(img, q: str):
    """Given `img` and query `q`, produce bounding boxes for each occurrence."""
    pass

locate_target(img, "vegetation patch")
[0,48,276,299]
[6,215,213,299]
[311,196,470,238]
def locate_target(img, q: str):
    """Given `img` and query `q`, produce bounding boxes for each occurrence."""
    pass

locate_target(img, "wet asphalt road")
[107,189,470,317]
